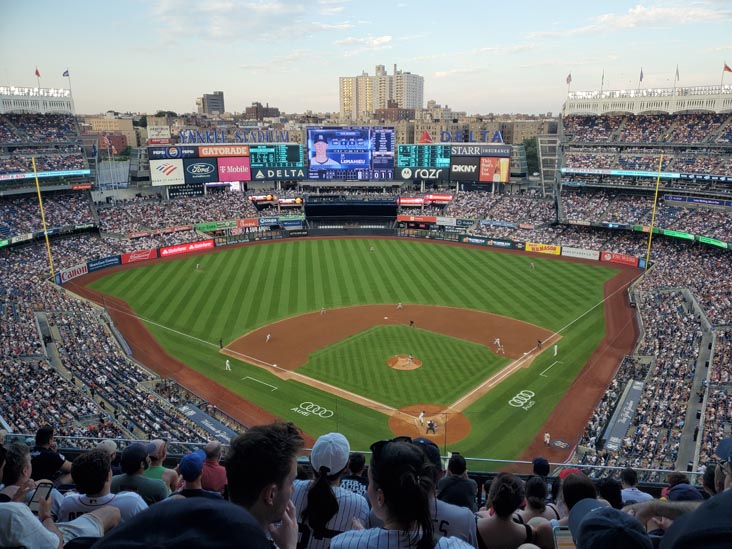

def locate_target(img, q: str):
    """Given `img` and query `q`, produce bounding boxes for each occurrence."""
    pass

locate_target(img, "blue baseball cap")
[179,450,206,481]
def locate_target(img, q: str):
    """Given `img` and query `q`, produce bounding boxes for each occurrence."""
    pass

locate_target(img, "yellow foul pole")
[644,154,664,269]
[32,157,55,279]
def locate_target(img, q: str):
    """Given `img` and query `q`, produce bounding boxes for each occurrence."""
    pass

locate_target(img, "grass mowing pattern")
[89,239,618,457]
[299,325,508,408]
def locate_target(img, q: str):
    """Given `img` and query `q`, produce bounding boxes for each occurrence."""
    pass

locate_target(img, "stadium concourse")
[1,110,732,546]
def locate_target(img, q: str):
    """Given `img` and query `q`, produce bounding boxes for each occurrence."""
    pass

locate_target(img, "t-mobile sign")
[218,156,251,182]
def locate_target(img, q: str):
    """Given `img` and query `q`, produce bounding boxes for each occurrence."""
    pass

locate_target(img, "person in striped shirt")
[293,433,369,548]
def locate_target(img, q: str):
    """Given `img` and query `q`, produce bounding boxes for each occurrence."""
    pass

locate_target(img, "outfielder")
[554,344,558,357]
[225,359,231,371]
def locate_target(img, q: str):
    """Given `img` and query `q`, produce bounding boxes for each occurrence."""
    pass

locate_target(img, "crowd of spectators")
[0,113,80,144]
[0,192,94,238]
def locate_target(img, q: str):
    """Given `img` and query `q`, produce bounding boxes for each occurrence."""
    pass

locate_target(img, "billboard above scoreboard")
[150,159,185,186]
[397,145,451,169]
[248,144,304,169]
[307,126,394,181]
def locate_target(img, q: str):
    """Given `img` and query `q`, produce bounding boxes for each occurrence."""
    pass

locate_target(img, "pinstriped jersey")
[292,479,370,549]
[330,528,474,548]
[58,491,148,522]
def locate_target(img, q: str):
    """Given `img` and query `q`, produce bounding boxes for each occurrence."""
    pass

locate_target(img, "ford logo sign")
[186,163,215,175]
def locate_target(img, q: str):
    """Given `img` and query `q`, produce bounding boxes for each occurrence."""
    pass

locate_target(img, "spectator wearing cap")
[532,457,556,503]
[339,452,369,501]
[368,437,478,545]
[621,467,653,504]
[653,488,732,548]
[144,439,178,493]
[477,472,554,549]
[96,439,121,475]
[569,498,651,549]
[59,449,147,522]
[89,498,271,549]
[111,442,169,505]
[29,425,73,485]
[170,450,222,500]
[225,422,303,549]
[200,441,227,496]
[292,432,368,548]
[437,452,478,511]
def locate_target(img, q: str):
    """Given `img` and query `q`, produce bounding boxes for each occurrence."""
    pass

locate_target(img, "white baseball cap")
[310,432,350,475]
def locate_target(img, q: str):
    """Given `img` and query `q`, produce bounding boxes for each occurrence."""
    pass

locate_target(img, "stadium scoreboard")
[397,145,451,168]
[249,144,304,169]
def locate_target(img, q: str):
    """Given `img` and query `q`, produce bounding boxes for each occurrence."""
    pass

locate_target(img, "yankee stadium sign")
[179,129,290,144]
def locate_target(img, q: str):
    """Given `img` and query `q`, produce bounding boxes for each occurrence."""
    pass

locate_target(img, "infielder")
[225,359,231,371]
[266,333,271,343]
[493,337,501,346]
[544,432,551,446]
[397,302,404,310]
[321,307,326,316]
[418,411,425,425]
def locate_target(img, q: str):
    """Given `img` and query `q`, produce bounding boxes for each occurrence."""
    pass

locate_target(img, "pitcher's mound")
[388,355,422,370]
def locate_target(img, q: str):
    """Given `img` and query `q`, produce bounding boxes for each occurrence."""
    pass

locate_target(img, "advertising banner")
[9,233,33,244]
[397,215,437,223]
[479,157,511,183]
[436,217,457,227]
[561,247,600,261]
[526,242,561,255]
[396,167,448,181]
[87,256,121,273]
[480,220,516,228]
[258,217,280,226]
[147,125,172,139]
[450,144,511,157]
[147,138,172,145]
[147,146,198,160]
[178,404,238,444]
[603,381,644,451]
[121,248,158,264]
[183,158,219,184]
[160,239,214,257]
[217,157,251,182]
[150,159,185,186]
[661,229,695,241]
[601,251,638,267]
[252,167,307,180]
[456,219,475,227]
[195,222,217,232]
[198,145,250,157]
[58,263,88,283]
[278,198,302,205]
[698,236,728,249]
[0,169,91,181]
[460,235,487,246]
[398,197,424,205]
[281,220,303,227]
[485,238,514,249]
[449,157,481,181]
[424,193,453,202]
[237,218,259,228]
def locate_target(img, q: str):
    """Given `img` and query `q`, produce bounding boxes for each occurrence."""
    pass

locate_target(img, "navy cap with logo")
[413,437,442,472]
[569,499,652,549]
[314,134,327,144]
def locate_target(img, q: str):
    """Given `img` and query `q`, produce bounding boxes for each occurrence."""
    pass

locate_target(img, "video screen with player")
[307,126,394,181]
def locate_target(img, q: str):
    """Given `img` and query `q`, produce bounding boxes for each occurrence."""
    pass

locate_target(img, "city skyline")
[2,0,732,116]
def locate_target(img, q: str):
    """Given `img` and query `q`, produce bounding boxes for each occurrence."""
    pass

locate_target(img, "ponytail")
[302,466,339,536]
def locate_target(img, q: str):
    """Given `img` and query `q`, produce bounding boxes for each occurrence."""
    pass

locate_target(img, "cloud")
[334,34,392,56]
[527,3,732,39]
[433,68,481,78]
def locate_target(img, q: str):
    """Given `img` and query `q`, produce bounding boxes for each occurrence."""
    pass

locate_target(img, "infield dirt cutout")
[225,304,554,445]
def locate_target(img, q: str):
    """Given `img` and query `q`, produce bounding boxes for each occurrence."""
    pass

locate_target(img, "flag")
[566,73,572,85]
[35,67,40,78]
[725,62,732,73]
[675,65,680,81]
[102,135,111,147]
[639,68,644,82]
[62,69,69,77]
[601,69,604,87]
[112,145,118,155]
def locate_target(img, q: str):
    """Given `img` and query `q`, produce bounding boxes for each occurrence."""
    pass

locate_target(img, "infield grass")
[89,238,619,459]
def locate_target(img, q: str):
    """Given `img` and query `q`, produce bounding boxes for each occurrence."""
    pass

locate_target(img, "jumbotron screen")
[307,126,394,181]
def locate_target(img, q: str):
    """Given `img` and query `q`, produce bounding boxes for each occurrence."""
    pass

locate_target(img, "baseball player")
[407,354,413,365]
[321,307,326,316]
[537,339,542,350]
[266,333,271,343]
[225,359,231,371]
[493,337,501,346]
[426,419,437,434]
[554,344,558,357]
[544,432,551,446]
[418,411,425,425]
[397,302,404,310]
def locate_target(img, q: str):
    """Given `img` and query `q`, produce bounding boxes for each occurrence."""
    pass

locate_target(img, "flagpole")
[645,154,664,270]
[600,69,604,93]
[35,66,40,89]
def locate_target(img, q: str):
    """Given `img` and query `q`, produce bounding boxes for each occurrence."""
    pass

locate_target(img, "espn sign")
[58,263,88,283]
[160,239,214,257]
[121,248,158,264]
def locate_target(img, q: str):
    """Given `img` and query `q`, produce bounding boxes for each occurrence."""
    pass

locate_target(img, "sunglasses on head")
[370,436,412,459]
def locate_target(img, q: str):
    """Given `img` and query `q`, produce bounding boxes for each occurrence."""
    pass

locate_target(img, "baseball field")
[76,237,638,462]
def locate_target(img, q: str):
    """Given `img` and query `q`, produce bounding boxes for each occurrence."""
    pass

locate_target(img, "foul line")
[540,361,563,377]
[241,376,278,391]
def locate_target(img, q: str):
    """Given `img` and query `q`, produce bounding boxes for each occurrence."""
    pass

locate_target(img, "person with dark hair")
[59,450,147,522]
[292,433,368,548]
[477,473,553,548]
[437,452,478,511]
[331,438,472,548]
[701,465,717,498]
[30,425,73,485]
[596,477,624,509]
[621,467,652,504]
[226,422,304,548]
[340,452,369,500]
[561,472,598,513]
[517,476,561,522]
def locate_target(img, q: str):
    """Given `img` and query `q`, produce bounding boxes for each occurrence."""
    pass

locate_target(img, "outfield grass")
[89,238,618,458]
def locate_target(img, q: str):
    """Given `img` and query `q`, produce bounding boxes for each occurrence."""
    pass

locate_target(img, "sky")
[2,0,732,116]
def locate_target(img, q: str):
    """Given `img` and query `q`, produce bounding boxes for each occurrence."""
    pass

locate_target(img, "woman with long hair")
[516,476,561,523]
[331,437,472,548]
[292,433,369,548]
[477,473,553,549]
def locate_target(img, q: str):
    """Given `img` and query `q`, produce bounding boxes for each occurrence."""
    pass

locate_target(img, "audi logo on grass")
[508,390,535,410]
[292,401,334,418]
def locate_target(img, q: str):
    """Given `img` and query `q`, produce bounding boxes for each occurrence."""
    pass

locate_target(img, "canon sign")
[59,263,88,283]
[398,167,446,181]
